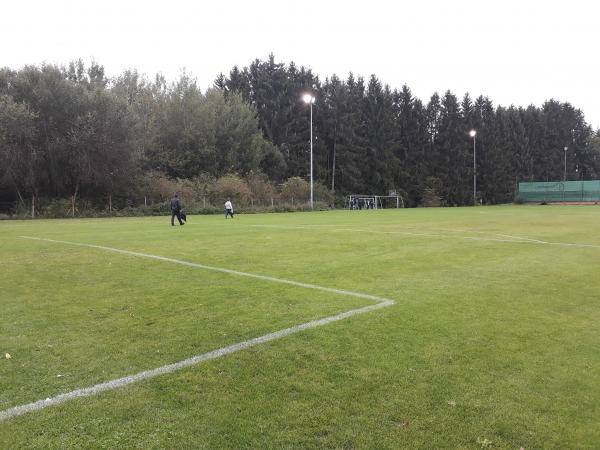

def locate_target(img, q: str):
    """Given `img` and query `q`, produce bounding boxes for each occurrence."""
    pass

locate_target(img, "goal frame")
[347,194,404,209]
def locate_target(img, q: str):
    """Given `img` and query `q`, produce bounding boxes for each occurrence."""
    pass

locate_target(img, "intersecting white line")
[0,236,395,422]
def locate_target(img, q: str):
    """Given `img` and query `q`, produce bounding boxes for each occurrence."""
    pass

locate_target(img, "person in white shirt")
[224,200,234,219]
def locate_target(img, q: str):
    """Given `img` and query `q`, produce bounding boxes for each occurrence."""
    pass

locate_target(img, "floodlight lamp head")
[302,93,315,104]
[469,130,477,138]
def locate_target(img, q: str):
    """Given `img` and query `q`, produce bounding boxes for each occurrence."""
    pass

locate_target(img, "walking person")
[224,199,234,219]
[170,194,184,226]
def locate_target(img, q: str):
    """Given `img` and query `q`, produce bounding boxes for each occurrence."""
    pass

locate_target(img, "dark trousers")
[171,210,183,225]
[225,209,234,219]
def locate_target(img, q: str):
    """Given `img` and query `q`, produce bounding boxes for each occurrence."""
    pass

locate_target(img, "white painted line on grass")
[247,224,535,244]
[424,227,552,244]
[247,224,600,249]
[422,227,551,244]
[18,236,390,303]
[0,302,390,422]
[1,236,395,422]
[491,233,548,244]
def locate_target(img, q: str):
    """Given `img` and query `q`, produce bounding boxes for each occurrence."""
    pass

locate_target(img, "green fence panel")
[518,180,600,202]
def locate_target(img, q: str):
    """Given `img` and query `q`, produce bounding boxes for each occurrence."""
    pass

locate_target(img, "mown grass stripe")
[0,237,395,422]
[18,236,393,303]
[247,224,600,249]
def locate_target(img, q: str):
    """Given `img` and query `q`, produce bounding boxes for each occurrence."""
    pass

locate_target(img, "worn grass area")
[1,205,599,449]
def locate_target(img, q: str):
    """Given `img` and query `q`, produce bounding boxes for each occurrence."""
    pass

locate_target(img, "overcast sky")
[3,0,599,129]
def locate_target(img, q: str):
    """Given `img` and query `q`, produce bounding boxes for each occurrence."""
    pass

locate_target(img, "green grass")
[1,205,599,449]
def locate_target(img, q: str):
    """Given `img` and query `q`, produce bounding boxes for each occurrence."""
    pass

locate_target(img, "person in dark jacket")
[170,194,184,226]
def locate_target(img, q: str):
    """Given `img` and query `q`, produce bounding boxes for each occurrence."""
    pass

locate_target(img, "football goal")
[347,194,403,209]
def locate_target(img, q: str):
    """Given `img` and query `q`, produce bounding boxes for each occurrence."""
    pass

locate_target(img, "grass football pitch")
[1,205,599,449]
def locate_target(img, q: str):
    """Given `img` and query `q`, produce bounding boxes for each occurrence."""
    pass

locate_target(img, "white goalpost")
[347,193,404,209]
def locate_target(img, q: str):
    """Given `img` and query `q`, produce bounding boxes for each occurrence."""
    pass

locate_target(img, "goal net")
[347,194,403,209]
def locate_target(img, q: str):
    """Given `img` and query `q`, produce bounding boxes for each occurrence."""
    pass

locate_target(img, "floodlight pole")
[470,130,477,206]
[473,134,476,205]
[310,100,313,209]
[302,93,315,209]
[564,146,568,181]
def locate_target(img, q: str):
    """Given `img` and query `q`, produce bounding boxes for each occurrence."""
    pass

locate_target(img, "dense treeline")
[1,56,599,216]
[217,55,600,206]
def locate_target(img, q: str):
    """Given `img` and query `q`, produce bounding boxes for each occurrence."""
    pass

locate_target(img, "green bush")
[280,177,310,204]
[422,187,442,207]
[1,181,337,219]
[313,183,335,206]
[210,175,251,207]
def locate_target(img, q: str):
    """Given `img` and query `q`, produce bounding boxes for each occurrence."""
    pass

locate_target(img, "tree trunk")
[331,123,337,193]
[15,188,26,207]
[31,194,35,219]
[71,184,79,217]
[331,138,337,193]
